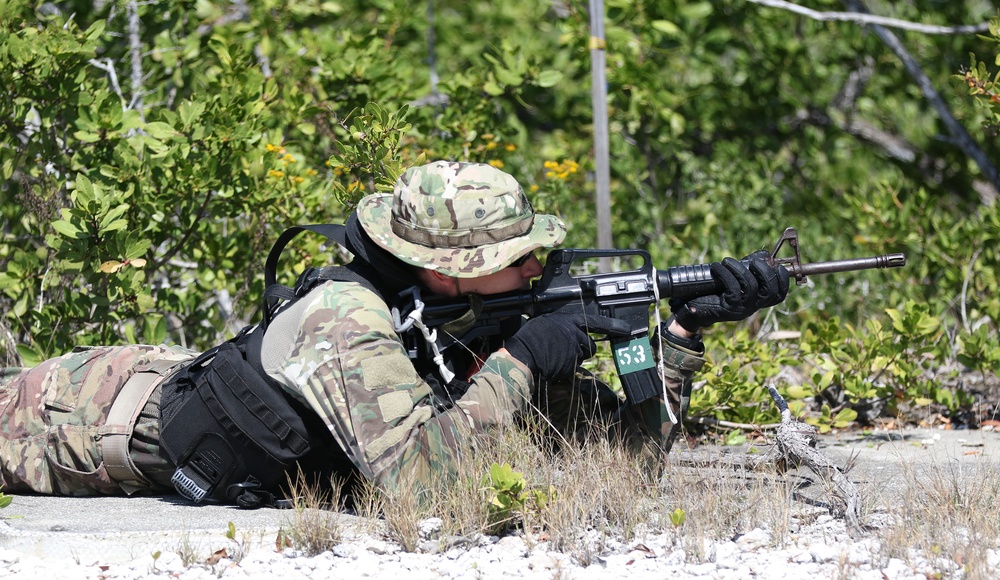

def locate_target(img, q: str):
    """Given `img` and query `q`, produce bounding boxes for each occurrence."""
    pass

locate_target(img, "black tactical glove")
[670,250,790,333]
[505,313,630,380]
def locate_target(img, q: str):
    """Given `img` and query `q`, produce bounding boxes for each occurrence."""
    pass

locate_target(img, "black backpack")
[159,224,377,508]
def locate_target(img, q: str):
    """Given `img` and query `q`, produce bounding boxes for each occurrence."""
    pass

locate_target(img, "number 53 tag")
[611,336,655,375]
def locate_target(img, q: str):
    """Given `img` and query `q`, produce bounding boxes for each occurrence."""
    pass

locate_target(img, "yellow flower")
[482,133,495,141]
[505,144,516,152]
[488,159,505,169]
[545,171,556,179]
[305,168,319,177]
[268,169,285,178]
[543,160,558,170]
[530,184,539,192]
[292,176,304,184]
[282,154,296,163]
[485,142,497,151]
[265,143,280,152]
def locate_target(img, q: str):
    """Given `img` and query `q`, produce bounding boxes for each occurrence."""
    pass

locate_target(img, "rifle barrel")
[794,253,906,277]
[659,252,906,299]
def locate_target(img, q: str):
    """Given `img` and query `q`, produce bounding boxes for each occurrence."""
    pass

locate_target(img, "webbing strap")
[99,358,189,494]
[264,223,348,288]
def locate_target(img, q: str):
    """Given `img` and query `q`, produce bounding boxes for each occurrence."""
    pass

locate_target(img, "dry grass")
[284,417,1000,577]
[335,418,804,560]
[281,467,347,556]
[870,458,1000,579]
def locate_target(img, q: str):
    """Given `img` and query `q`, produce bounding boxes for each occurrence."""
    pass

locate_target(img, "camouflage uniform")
[258,161,706,489]
[0,344,197,495]
[259,279,704,491]
[0,161,705,496]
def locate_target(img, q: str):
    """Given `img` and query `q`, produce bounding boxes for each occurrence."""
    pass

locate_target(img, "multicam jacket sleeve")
[260,280,534,490]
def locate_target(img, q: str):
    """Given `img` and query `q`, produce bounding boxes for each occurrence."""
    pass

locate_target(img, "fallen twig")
[767,384,864,536]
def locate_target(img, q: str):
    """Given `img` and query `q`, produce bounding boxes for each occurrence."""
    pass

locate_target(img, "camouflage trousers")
[0,344,197,496]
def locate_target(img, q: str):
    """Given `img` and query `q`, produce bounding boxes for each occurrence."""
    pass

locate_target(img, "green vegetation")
[481,462,554,535]
[1,1,998,434]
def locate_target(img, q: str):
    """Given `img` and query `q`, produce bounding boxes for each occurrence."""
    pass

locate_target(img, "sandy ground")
[1,426,997,565]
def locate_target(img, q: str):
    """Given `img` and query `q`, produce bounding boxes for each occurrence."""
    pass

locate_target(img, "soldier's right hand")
[505,313,630,380]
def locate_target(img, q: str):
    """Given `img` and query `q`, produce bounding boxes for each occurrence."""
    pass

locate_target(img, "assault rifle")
[400,227,905,405]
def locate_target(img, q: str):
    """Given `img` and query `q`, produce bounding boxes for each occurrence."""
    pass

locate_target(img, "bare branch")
[829,56,874,113]
[88,58,125,102]
[767,385,864,536]
[840,0,1000,197]
[126,0,145,121]
[254,44,273,78]
[746,0,990,35]
[195,0,250,36]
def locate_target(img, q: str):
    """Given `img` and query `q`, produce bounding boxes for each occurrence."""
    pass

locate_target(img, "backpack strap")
[263,224,350,320]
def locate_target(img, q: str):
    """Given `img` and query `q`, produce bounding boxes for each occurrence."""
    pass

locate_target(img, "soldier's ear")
[415,268,462,297]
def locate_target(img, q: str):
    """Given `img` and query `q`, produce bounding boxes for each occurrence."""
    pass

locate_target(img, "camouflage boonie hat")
[357,160,566,278]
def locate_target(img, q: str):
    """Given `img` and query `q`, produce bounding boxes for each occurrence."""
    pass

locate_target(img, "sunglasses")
[508,252,533,268]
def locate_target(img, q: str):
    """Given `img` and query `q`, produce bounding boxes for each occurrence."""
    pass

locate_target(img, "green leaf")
[51,220,83,239]
[178,100,206,128]
[73,130,101,143]
[536,70,563,88]
[16,344,42,367]
[99,204,129,230]
[484,80,504,96]
[833,408,858,427]
[101,219,128,233]
[680,2,713,21]
[724,430,746,446]
[73,174,96,207]
[144,314,167,345]
[209,36,232,67]
[651,20,681,36]
[85,19,107,41]
[144,122,175,139]
[494,67,523,87]
[125,238,151,260]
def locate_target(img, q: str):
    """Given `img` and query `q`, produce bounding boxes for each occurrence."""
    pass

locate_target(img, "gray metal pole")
[588,0,613,270]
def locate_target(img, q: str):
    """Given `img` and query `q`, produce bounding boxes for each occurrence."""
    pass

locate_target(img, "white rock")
[735,528,771,550]
[685,561,718,575]
[417,517,443,540]
[809,543,840,563]
[526,552,557,570]
[988,548,1000,568]
[714,541,740,568]
[495,535,528,559]
[882,557,917,579]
